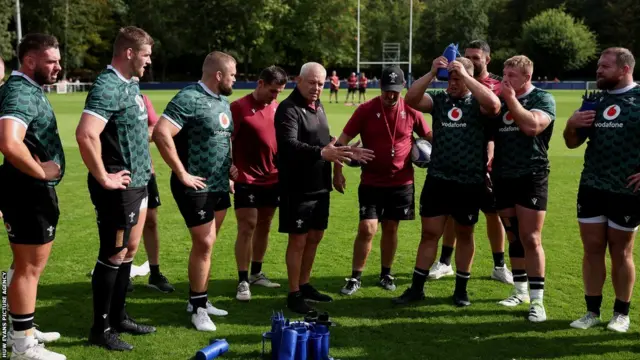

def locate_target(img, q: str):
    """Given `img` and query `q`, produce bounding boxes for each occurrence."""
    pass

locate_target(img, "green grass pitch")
[1,89,640,360]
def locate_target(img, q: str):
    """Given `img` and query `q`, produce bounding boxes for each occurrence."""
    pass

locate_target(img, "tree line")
[0,0,635,81]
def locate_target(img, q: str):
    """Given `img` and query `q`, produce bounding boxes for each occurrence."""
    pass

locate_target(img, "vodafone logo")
[448,107,463,121]
[219,113,231,129]
[503,111,515,125]
[603,105,621,121]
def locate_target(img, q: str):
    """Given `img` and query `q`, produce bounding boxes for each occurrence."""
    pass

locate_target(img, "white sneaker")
[528,299,547,323]
[249,272,281,288]
[491,267,514,285]
[186,300,228,317]
[8,329,61,347]
[607,313,630,333]
[191,307,216,332]
[428,262,454,280]
[10,336,66,360]
[498,291,530,307]
[570,312,602,329]
[236,281,251,301]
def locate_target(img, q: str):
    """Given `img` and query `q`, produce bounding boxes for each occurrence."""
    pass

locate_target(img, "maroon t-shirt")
[343,96,431,186]
[231,94,279,186]
[479,76,501,96]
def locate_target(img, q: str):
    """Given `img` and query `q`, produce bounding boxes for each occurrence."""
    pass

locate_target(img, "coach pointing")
[275,62,374,314]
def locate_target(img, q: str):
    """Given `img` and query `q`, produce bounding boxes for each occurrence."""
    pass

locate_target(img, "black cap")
[381,66,405,92]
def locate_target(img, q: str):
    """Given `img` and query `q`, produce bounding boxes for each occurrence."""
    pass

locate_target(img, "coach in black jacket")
[275,62,373,314]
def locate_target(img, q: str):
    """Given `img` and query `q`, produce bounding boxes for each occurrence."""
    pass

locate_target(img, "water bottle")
[436,43,459,81]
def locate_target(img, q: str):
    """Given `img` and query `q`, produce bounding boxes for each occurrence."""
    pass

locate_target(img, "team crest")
[502,111,515,125]
[135,95,145,112]
[603,105,621,121]
[219,113,231,129]
[447,107,463,121]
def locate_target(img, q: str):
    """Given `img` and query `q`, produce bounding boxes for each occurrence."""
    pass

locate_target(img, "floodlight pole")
[408,0,413,87]
[15,0,22,66]
[356,0,360,88]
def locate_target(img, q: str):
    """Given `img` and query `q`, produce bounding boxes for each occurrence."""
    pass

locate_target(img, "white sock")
[12,329,37,353]
[515,281,529,296]
[530,288,544,301]
[8,267,14,287]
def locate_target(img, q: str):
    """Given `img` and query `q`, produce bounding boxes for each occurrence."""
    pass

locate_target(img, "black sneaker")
[378,275,397,291]
[288,292,315,314]
[127,278,134,293]
[89,330,133,351]
[392,287,425,305]
[340,278,361,296]
[114,316,156,335]
[300,284,333,303]
[453,291,471,307]
[148,272,175,293]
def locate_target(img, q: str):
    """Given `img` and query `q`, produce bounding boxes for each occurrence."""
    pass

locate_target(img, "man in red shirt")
[230,66,287,301]
[334,66,432,295]
[346,72,357,104]
[329,70,340,103]
[358,72,369,104]
[429,40,512,286]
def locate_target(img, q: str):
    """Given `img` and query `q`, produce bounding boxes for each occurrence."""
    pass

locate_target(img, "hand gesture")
[229,164,238,180]
[430,56,448,75]
[229,179,235,194]
[177,170,207,191]
[347,140,375,164]
[35,155,61,181]
[101,170,131,190]
[333,171,346,194]
[321,137,353,166]
[447,60,468,78]
[567,110,596,129]
[501,80,515,99]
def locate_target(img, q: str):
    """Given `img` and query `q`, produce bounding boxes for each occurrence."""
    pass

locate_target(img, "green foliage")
[0,0,13,61]
[519,8,597,77]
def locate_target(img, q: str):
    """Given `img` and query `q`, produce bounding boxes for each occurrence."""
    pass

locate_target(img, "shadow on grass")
[32,275,640,360]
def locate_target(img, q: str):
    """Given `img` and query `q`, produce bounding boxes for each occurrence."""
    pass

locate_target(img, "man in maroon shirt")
[429,40,512,286]
[329,70,340,103]
[346,72,357,104]
[334,66,433,295]
[230,66,287,301]
[357,72,368,104]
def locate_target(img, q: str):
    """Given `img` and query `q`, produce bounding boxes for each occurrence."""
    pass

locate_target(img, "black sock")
[9,312,34,331]
[411,267,428,292]
[492,252,505,268]
[455,271,470,294]
[238,270,249,283]
[614,298,631,316]
[585,295,603,316]
[189,289,208,314]
[109,260,132,327]
[351,270,362,280]
[150,264,160,276]
[250,261,263,275]
[91,260,119,333]
[439,246,454,266]
[381,266,391,278]
[513,269,527,282]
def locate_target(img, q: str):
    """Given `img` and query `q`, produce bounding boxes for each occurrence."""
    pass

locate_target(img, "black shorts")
[481,173,497,214]
[359,88,366,94]
[88,175,148,254]
[330,88,338,94]
[493,170,549,211]
[0,179,59,245]
[147,173,161,209]
[419,175,485,226]
[216,192,231,212]
[171,175,227,228]
[234,183,279,209]
[358,184,415,221]
[577,186,640,231]
[348,88,356,94]
[279,193,330,234]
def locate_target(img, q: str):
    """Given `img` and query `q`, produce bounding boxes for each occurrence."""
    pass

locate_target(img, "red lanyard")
[379,97,401,157]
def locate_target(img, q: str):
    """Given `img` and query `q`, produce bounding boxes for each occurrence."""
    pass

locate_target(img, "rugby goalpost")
[356,0,414,86]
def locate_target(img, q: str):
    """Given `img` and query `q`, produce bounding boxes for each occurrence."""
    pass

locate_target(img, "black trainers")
[287,292,315,314]
[148,272,175,293]
[300,284,333,303]
[453,291,471,307]
[340,278,361,296]
[127,278,134,293]
[114,316,156,335]
[378,274,397,291]
[392,287,425,305]
[89,330,133,351]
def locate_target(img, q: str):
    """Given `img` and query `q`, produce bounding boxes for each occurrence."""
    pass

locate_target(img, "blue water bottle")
[579,90,598,111]
[436,43,459,81]
[195,339,229,360]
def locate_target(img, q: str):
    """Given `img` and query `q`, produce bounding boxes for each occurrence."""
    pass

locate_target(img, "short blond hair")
[202,51,236,75]
[504,55,534,75]
[455,57,474,77]
[113,26,153,56]
[601,47,635,71]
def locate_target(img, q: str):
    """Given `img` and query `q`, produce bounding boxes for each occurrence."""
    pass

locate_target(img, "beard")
[33,66,56,85]
[220,83,233,96]
[596,77,618,90]
[473,63,483,77]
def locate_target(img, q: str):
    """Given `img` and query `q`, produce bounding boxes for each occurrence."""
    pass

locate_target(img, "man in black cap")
[334,65,433,295]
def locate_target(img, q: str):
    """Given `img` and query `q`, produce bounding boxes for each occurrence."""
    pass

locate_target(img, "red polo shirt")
[330,76,340,90]
[343,96,431,187]
[230,93,279,186]
[479,75,501,96]
[348,75,357,89]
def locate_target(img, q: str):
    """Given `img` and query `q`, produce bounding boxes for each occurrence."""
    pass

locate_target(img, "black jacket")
[275,87,331,197]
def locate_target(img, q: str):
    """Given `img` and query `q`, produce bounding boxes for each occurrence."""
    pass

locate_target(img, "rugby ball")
[411,138,432,168]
